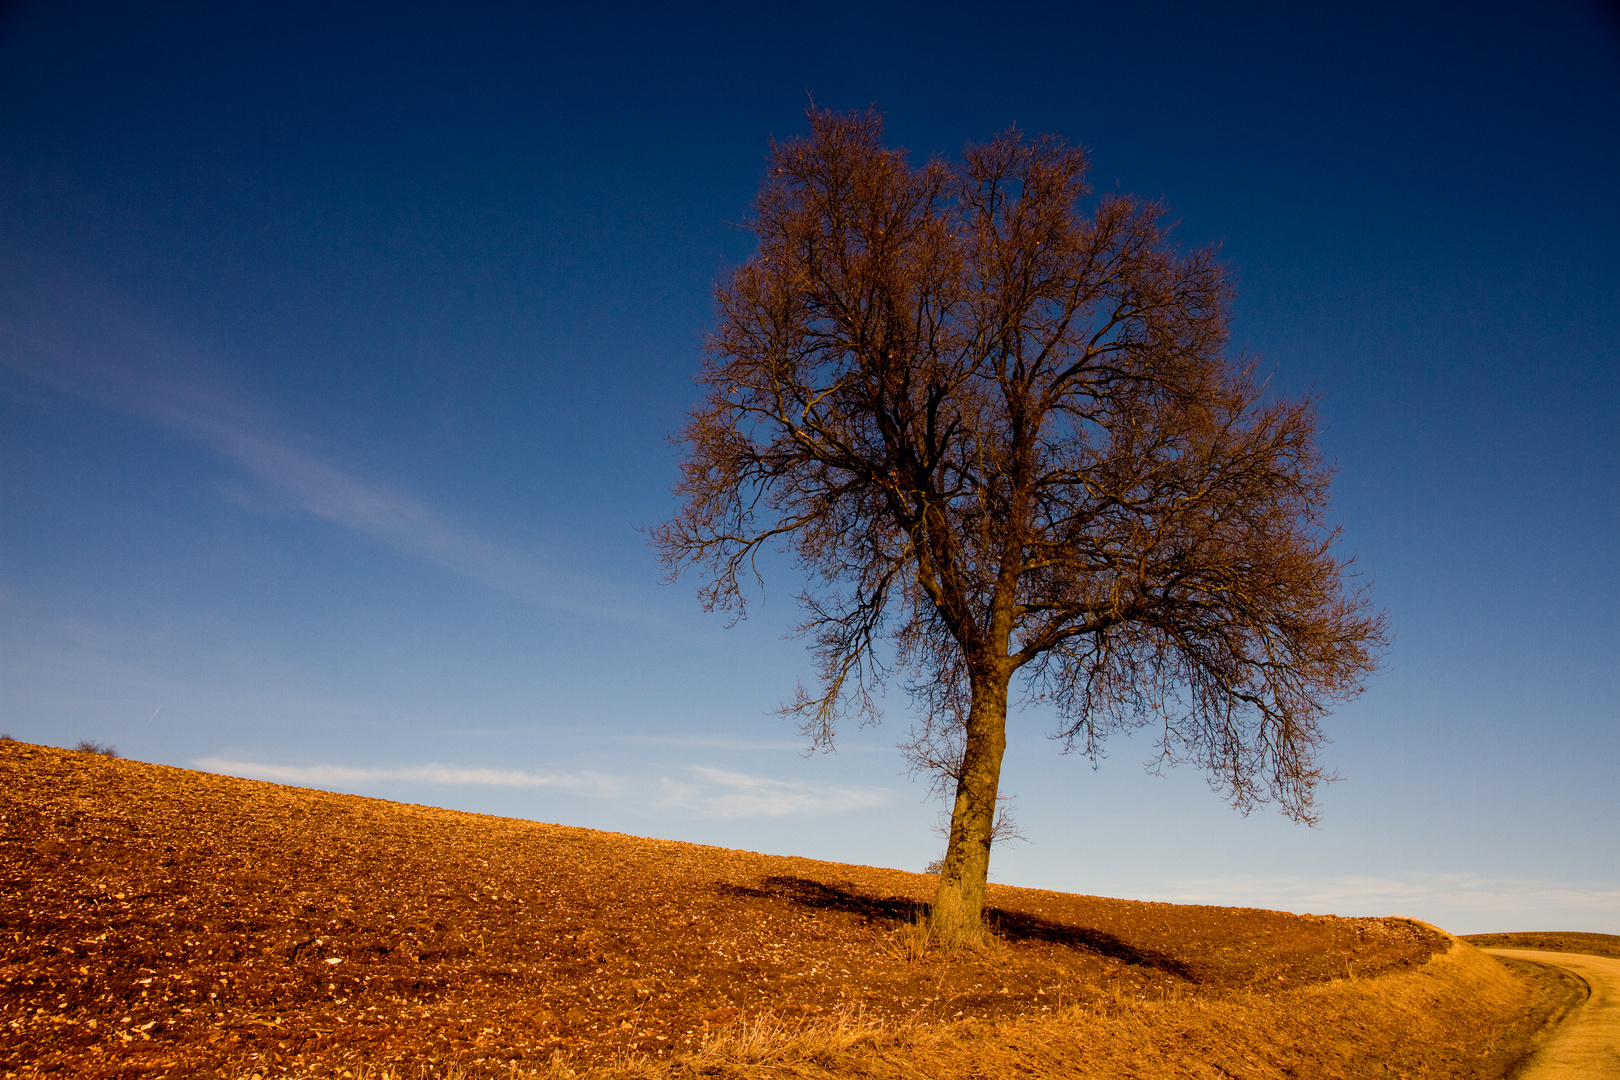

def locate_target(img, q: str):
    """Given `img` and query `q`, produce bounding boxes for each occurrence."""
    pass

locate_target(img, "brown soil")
[1463,931,1620,959]
[0,741,1561,1078]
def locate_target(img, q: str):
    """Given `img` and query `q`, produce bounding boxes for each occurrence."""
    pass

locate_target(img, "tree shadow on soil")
[726,876,1194,980]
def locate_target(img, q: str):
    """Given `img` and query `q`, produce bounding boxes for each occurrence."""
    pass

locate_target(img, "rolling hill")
[0,740,1577,1078]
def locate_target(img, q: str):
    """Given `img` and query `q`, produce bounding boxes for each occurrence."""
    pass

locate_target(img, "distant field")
[1462,931,1620,959]
[0,741,1581,1078]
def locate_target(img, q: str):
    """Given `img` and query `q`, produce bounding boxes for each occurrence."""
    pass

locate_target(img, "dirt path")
[1482,948,1620,1078]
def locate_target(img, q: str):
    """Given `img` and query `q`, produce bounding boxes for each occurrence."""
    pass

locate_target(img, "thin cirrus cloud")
[193,757,625,797]
[1139,872,1620,928]
[0,268,635,619]
[193,758,891,820]
[656,765,891,819]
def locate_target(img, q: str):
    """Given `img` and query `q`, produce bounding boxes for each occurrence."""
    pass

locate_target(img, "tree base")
[928,888,988,952]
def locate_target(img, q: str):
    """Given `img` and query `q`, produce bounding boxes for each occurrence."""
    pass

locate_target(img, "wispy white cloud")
[609,734,811,752]
[596,732,898,754]
[1134,871,1620,931]
[656,765,890,818]
[194,756,624,796]
[194,757,888,821]
[160,410,600,611]
[0,273,638,619]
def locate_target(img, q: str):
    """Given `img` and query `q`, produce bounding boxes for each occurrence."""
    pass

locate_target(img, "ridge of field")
[0,741,1573,1078]
[1463,932,1620,959]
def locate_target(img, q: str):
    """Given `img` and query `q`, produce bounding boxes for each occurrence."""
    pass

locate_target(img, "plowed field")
[0,740,1557,1079]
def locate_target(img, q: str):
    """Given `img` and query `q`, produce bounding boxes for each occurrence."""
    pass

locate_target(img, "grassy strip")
[265,940,1572,1080]
[650,942,1574,1080]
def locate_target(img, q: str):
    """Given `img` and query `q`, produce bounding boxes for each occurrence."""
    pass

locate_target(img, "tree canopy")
[654,109,1385,946]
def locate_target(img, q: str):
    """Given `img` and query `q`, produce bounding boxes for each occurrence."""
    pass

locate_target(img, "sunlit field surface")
[1,742,1584,1079]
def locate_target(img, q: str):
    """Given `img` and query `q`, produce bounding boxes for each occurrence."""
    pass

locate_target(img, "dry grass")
[0,741,1576,1079]
[223,944,1578,1080]
[880,911,932,964]
[504,940,1573,1080]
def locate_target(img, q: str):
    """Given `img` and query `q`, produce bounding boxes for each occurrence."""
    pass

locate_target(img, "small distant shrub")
[0,733,15,742]
[74,740,118,758]
[924,857,944,875]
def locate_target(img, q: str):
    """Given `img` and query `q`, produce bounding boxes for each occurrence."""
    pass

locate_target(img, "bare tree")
[654,109,1385,947]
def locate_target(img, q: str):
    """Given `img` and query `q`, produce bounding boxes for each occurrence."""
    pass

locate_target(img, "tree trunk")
[930,667,1011,948]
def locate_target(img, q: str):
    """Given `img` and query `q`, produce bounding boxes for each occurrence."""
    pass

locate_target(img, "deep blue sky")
[2,0,1615,934]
